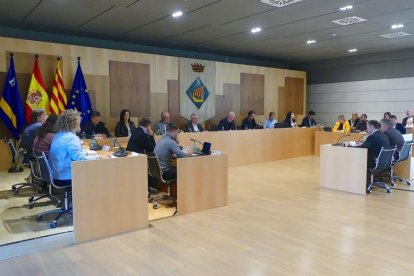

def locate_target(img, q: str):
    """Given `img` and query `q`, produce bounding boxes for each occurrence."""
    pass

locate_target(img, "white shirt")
[192,123,200,132]
[407,117,414,129]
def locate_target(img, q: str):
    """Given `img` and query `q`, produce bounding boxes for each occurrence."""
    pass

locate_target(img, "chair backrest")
[29,150,42,181]
[4,138,17,159]
[147,154,163,181]
[374,147,396,171]
[396,142,413,163]
[34,151,52,184]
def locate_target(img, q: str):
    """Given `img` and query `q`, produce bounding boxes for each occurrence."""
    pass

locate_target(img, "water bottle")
[192,140,197,153]
[81,132,86,139]
[245,124,248,130]
[92,131,96,138]
[221,126,225,131]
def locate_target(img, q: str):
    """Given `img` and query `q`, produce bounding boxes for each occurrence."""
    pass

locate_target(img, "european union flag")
[0,55,25,139]
[67,58,92,126]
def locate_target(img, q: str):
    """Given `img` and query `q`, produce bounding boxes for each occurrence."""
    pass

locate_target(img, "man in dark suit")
[348,113,360,129]
[380,118,404,158]
[185,114,204,132]
[126,118,156,154]
[301,110,317,127]
[241,110,259,130]
[359,120,390,168]
[217,111,236,131]
[355,114,368,132]
[391,115,406,134]
[81,111,111,138]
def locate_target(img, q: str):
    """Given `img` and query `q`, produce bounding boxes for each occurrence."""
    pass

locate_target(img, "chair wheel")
[12,186,17,191]
[28,196,34,203]
[387,189,391,193]
[407,181,411,185]
[50,221,57,228]
[153,202,158,209]
[28,203,34,209]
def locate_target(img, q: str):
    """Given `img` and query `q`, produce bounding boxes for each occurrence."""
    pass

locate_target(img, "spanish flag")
[49,58,67,115]
[25,55,49,123]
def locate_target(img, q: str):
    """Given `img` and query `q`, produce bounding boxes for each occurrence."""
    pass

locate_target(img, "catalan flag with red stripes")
[49,58,67,115]
[25,56,49,123]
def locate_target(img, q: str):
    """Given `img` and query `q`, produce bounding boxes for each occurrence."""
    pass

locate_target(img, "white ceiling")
[1,0,414,62]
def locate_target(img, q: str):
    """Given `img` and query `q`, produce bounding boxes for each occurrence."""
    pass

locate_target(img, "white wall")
[307,77,414,127]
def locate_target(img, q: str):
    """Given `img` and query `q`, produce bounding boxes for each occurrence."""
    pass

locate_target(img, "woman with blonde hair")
[49,109,100,186]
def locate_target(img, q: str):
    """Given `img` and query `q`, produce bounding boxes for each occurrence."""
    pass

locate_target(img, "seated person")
[383,112,392,120]
[126,118,156,154]
[33,114,58,155]
[301,110,317,127]
[81,111,111,138]
[358,120,390,188]
[263,112,277,129]
[185,114,204,132]
[241,110,259,130]
[333,115,351,132]
[390,115,406,134]
[20,109,48,164]
[153,124,192,180]
[348,113,360,129]
[115,109,136,137]
[355,114,368,132]
[154,111,171,135]
[49,109,101,186]
[217,111,236,131]
[283,111,297,128]
[380,118,404,159]
[402,109,414,130]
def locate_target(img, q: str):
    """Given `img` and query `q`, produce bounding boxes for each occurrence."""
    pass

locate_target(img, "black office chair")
[28,150,61,209]
[34,152,72,228]
[4,138,41,194]
[390,142,413,186]
[367,147,396,193]
[147,154,177,216]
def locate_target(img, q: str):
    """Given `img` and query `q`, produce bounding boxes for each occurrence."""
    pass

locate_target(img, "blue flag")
[67,59,92,126]
[0,56,25,139]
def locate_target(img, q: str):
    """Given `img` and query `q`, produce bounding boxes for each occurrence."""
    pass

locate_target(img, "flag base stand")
[8,166,24,173]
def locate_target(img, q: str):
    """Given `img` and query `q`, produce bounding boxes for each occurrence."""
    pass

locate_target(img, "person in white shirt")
[185,114,204,132]
[263,112,277,129]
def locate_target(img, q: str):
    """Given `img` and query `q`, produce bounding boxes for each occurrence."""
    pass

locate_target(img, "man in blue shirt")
[263,112,277,129]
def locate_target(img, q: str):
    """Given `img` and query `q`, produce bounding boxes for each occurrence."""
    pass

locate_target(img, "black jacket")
[283,118,296,128]
[115,121,136,137]
[301,117,317,127]
[355,120,367,132]
[241,117,258,130]
[185,122,204,132]
[360,130,390,168]
[81,121,111,138]
[384,127,404,153]
[126,127,156,154]
[395,123,406,134]
[348,118,360,128]
[217,118,236,131]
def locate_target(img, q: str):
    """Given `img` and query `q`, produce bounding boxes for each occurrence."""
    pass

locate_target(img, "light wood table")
[394,133,414,181]
[177,154,228,215]
[156,128,318,167]
[0,142,12,172]
[320,144,367,195]
[71,155,148,244]
[315,131,366,156]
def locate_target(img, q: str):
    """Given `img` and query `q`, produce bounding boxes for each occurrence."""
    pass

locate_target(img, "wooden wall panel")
[278,87,285,122]
[240,73,264,116]
[284,77,304,116]
[223,83,240,116]
[109,61,150,118]
[167,79,188,129]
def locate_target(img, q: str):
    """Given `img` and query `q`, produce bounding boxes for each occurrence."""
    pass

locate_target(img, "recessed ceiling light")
[338,5,354,11]
[307,40,316,44]
[172,11,183,18]
[251,27,262,34]
[391,24,404,29]
[348,48,357,53]
[331,33,337,37]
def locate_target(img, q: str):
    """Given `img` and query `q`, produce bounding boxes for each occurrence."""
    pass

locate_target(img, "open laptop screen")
[201,142,211,155]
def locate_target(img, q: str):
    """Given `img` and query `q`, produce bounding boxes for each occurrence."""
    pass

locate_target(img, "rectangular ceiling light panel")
[259,0,304,8]
[380,32,411,39]
[331,16,367,26]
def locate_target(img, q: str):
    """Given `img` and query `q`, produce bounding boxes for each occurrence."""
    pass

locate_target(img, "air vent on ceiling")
[259,0,303,8]
[380,32,411,39]
[331,16,367,26]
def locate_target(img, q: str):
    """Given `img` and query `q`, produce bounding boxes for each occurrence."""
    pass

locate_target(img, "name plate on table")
[211,150,222,155]
[102,145,111,151]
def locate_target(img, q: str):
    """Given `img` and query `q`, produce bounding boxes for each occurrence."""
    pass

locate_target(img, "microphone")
[190,138,204,146]
[334,134,350,145]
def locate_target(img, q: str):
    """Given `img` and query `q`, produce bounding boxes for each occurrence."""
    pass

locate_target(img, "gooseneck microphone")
[190,138,204,146]
[334,133,350,145]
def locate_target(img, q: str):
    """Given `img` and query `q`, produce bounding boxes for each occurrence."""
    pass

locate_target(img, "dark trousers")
[162,167,177,181]
[54,179,72,187]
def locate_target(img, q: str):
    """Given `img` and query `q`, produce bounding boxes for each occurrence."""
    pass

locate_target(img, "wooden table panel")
[177,154,228,215]
[72,156,148,244]
[315,131,366,156]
